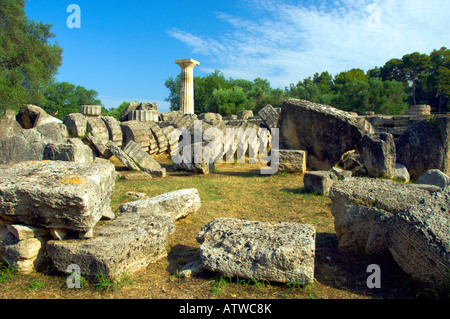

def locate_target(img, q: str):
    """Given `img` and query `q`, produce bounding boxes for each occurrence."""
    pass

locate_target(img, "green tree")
[207,87,252,115]
[380,58,405,83]
[0,0,63,113]
[105,101,133,121]
[42,82,102,120]
[401,52,431,105]
[428,47,450,112]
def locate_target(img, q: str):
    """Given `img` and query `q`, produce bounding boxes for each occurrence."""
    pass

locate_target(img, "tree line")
[165,47,449,116]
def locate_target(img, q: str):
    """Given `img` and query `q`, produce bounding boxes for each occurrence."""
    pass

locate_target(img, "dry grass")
[0,154,435,300]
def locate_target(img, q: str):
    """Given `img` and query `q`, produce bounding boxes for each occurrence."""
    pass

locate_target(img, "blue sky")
[25,0,449,113]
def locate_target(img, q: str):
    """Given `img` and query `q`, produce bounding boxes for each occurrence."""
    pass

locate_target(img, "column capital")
[175,58,200,69]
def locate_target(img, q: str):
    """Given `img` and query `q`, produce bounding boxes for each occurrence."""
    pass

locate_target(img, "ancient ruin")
[1,97,450,293]
[175,59,200,115]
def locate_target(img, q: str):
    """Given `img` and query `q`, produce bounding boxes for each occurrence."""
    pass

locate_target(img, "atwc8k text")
[179,302,272,316]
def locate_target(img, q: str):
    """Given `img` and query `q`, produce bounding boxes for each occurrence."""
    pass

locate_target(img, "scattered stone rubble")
[1,99,450,289]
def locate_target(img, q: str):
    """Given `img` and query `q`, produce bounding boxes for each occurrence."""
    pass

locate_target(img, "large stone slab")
[105,140,140,171]
[278,99,374,170]
[386,186,450,286]
[0,129,47,164]
[119,188,201,222]
[43,139,95,163]
[329,177,439,256]
[258,104,280,130]
[46,211,174,280]
[0,109,23,140]
[396,118,450,179]
[64,113,87,138]
[0,160,116,234]
[357,133,396,179]
[196,218,316,284]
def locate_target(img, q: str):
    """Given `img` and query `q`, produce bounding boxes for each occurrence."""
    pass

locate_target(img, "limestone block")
[86,117,109,144]
[329,177,439,256]
[196,218,316,284]
[238,110,254,120]
[128,110,159,122]
[119,188,201,222]
[80,105,102,117]
[101,116,123,147]
[416,169,450,188]
[46,211,175,280]
[85,132,113,159]
[0,109,23,140]
[123,140,162,170]
[43,139,95,163]
[120,121,151,152]
[258,104,280,129]
[279,99,373,170]
[105,140,141,171]
[386,187,450,286]
[357,133,396,179]
[303,171,338,195]
[1,225,50,274]
[0,160,116,234]
[394,163,410,183]
[272,149,307,173]
[63,113,87,138]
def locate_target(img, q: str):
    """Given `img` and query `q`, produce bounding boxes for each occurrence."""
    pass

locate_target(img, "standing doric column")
[175,59,200,115]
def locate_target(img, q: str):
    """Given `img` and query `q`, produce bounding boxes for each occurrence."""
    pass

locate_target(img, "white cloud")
[168,0,450,88]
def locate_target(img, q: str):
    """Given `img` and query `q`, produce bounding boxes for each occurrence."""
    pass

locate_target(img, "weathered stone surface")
[0,129,47,164]
[331,167,353,180]
[128,110,159,122]
[1,225,50,274]
[160,110,182,122]
[101,116,123,147]
[303,171,338,195]
[80,105,102,117]
[86,117,109,144]
[238,110,254,120]
[123,140,161,169]
[105,140,140,171]
[386,187,450,286]
[43,139,94,163]
[357,133,396,179]
[279,99,374,170]
[85,132,112,159]
[329,177,439,256]
[148,122,169,154]
[119,188,201,222]
[416,169,450,188]
[16,105,61,129]
[119,102,139,122]
[196,218,316,284]
[0,109,23,140]
[258,104,280,130]
[270,149,307,173]
[394,163,410,183]
[173,142,215,174]
[120,121,151,152]
[396,118,450,179]
[46,211,175,280]
[63,113,87,138]
[0,160,116,233]
[7,224,49,241]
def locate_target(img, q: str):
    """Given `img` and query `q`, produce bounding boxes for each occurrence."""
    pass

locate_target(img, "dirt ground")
[0,155,445,301]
